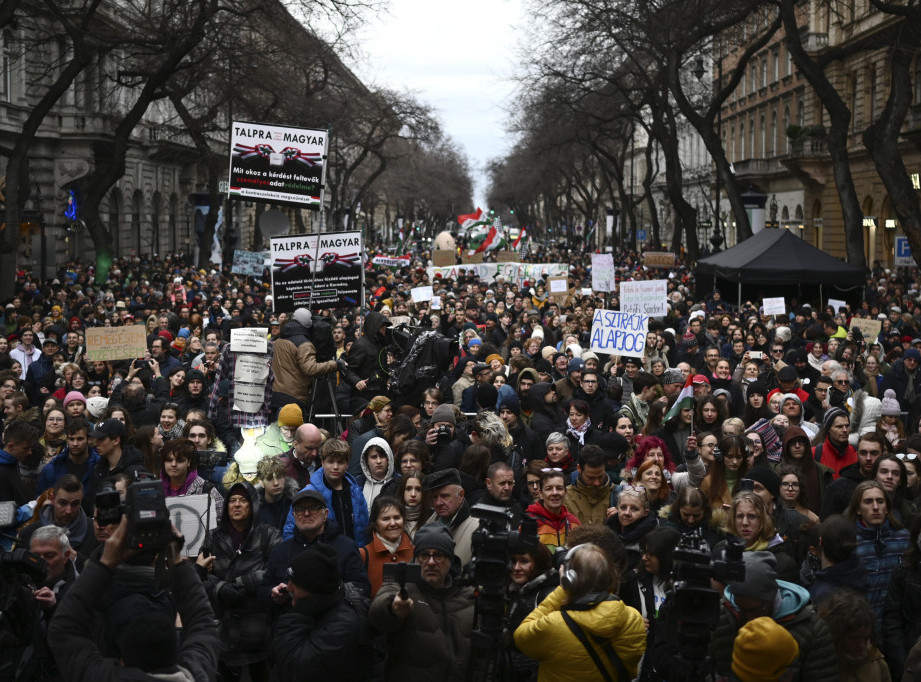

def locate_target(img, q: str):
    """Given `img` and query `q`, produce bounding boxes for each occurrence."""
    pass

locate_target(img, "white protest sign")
[233,354,270,384]
[431,297,442,310]
[581,288,593,297]
[411,286,433,303]
[230,328,268,354]
[166,494,217,557]
[828,299,847,314]
[589,309,649,355]
[233,383,265,412]
[549,278,568,293]
[619,279,668,317]
[762,297,786,316]
[591,253,615,292]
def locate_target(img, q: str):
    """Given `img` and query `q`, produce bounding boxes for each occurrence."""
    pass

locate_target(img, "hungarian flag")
[664,373,694,422]
[512,227,527,248]
[457,208,483,228]
[469,226,508,255]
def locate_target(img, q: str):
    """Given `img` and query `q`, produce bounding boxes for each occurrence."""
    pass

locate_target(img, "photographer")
[423,405,464,471]
[513,542,646,680]
[368,525,474,682]
[49,517,219,681]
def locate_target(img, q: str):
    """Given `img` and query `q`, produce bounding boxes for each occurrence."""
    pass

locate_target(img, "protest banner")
[85,326,148,362]
[431,250,455,267]
[411,286,434,303]
[850,317,882,341]
[496,250,519,262]
[270,231,363,313]
[762,297,786,316]
[167,494,217,557]
[372,255,411,268]
[643,251,676,268]
[591,253,615,292]
[425,262,568,283]
[619,279,668,317]
[228,121,328,208]
[589,309,649,355]
[461,252,484,264]
[231,250,268,277]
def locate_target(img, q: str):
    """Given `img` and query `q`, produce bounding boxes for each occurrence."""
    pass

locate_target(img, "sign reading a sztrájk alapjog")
[270,232,363,313]
[228,121,329,208]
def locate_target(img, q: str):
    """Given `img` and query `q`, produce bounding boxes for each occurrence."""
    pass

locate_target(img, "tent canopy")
[695,229,865,286]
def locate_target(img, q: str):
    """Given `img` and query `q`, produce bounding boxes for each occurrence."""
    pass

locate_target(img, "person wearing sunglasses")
[896,447,921,500]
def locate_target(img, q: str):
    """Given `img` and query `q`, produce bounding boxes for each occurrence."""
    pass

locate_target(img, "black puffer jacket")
[202,480,282,666]
[342,311,389,397]
[271,583,372,681]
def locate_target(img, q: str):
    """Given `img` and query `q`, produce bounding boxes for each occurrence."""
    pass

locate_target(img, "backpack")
[310,318,336,363]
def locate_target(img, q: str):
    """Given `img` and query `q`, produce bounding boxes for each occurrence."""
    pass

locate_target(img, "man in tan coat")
[270,308,337,418]
[565,445,615,526]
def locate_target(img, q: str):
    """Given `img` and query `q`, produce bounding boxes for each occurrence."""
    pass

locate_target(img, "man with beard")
[17,475,95,554]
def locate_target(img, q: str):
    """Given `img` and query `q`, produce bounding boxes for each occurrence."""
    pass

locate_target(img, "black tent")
[694,228,866,305]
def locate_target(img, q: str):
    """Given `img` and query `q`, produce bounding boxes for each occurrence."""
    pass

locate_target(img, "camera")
[196,449,229,468]
[95,472,174,553]
[435,424,453,443]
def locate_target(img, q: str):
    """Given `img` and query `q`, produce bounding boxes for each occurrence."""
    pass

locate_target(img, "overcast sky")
[353,0,525,210]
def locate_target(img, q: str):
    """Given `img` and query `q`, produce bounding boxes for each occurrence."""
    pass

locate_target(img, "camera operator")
[270,309,338,419]
[423,405,464,471]
[368,525,474,682]
[49,516,220,681]
[341,311,391,400]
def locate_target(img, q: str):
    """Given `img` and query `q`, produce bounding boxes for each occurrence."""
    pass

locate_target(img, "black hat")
[423,468,462,491]
[186,368,206,383]
[89,418,127,440]
[747,380,767,397]
[287,543,340,594]
[777,366,797,382]
[746,466,781,500]
[292,489,327,508]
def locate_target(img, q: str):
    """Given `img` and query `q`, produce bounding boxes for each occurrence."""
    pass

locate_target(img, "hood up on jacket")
[360,437,395,483]
[218,479,260,532]
[363,311,390,341]
[529,382,562,421]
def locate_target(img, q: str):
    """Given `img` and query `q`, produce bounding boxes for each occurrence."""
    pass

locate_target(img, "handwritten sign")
[620,279,668,317]
[581,288,593,297]
[589,309,649,355]
[411,286,433,303]
[850,317,882,341]
[233,382,266,413]
[762,297,786,316]
[644,251,676,268]
[233,354,270,384]
[591,253,615,292]
[85,325,148,362]
[230,328,268,354]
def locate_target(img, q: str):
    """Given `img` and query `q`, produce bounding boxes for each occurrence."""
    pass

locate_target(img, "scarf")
[158,419,186,442]
[403,504,422,537]
[548,451,575,473]
[746,537,771,551]
[566,417,591,445]
[376,533,402,555]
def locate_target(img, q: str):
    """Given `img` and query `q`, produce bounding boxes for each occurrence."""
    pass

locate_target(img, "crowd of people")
[3,244,921,681]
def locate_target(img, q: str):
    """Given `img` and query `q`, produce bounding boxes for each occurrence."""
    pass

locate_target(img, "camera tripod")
[307,370,345,434]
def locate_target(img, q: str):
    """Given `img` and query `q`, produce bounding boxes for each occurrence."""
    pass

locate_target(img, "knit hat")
[485,353,503,365]
[881,389,901,417]
[682,330,698,348]
[777,365,797,382]
[413,524,455,557]
[729,551,778,602]
[498,393,521,416]
[468,338,481,347]
[430,404,456,425]
[746,418,782,462]
[568,358,585,373]
[905,348,921,362]
[63,391,86,407]
[731,616,799,682]
[746,465,781,500]
[287,543,340,594]
[662,368,684,385]
[823,407,849,431]
[86,396,109,419]
[186,368,205,384]
[177,328,191,339]
[746,380,767,397]
[367,395,391,413]
[292,308,313,328]
[158,329,174,343]
[541,346,557,362]
[277,404,304,428]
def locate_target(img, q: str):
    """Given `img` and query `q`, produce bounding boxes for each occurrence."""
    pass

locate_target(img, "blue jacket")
[35,447,101,498]
[282,467,369,546]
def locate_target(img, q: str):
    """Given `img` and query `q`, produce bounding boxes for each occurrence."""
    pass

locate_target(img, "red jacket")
[815,437,858,479]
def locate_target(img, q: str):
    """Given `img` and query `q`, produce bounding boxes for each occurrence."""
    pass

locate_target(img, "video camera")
[196,449,230,468]
[95,471,174,553]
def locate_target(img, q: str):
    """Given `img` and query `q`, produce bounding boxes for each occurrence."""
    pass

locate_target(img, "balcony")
[802,32,829,53]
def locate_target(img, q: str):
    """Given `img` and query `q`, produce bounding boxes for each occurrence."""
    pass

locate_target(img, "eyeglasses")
[293,505,325,516]
[621,485,646,493]
[896,453,919,461]
[417,551,451,563]
[781,481,800,489]
[541,467,563,473]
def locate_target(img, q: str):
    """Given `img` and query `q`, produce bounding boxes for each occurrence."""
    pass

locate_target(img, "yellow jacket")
[514,585,646,682]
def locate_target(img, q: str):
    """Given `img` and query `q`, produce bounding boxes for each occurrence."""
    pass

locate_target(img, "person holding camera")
[424,404,464,471]
[514,542,646,681]
[49,516,220,681]
[368,525,475,682]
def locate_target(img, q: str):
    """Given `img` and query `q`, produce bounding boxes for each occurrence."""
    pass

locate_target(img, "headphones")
[560,545,586,590]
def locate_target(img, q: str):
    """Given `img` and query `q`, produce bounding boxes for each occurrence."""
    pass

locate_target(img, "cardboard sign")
[762,297,786,316]
[619,279,668,317]
[581,288,593,297]
[461,252,484,264]
[85,325,148,362]
[643,251,676,268]
[496,250,519,262]
[411,286,434,303]
[167,494,218,557]
[591,253,615,292]
[548,276,569,302]
[850,317,882,341]
[589,309,649,355]
[431,250,455,266]
[827,299,847,314]
[230,328,268,354]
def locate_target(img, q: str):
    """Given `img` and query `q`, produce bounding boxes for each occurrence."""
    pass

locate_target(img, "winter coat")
[607,513,658,572]
[17,502,94,553]
[271,320,337,404]
[282,467,370,546]
[0,448,35,505]
[847,390,883,447]
[49,560,219,682]
[201,481,281,666]
[809,553,868,604]
[883,562,921,679]
[709,580,838,682]
[369,577,475,682]
[88,444,147,506]
[819,462,867,520]
[342,311,389,397]
[528,383,565,443]
[35,446,101,506]
[422,502,479,565]
[814,436,858,479]
[855,519,910,620]
[566,474,615,526]
[526,501,581,551]
[260,517,371,601]
[514,585,646,682]
[271,583,372,681]
[354,437,396,509]
[359,531,415,596]
[506,570,558,682]
[880,358,921,413]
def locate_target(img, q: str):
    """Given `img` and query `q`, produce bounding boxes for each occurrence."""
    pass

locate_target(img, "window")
[0,29,13,101]
[761,58,767,88]
[749,118,755,158]
[740,121,746,158]
[770,111,777,156]
[760,114,766,157]
[773,51,779,83]
[750,65,757,92]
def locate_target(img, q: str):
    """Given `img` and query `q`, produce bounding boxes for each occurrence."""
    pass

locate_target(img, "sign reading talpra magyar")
[270,231,363,313]
[85,325,148,362]
[589,309,650,356]
[228,121,329,208]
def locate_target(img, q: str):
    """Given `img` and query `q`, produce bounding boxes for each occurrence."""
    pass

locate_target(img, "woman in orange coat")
[359,494,414,596]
